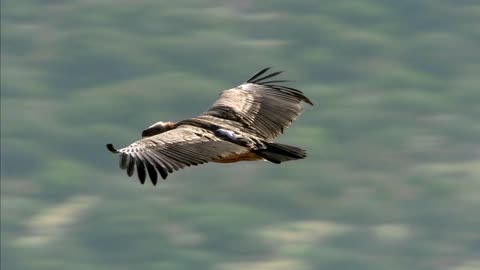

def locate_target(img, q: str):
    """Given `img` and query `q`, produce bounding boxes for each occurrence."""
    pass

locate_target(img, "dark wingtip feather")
[157,165,168,180]
[246,69,314,106]
[119,154,129,169]
[145,162,158,185]
[247,67,271,83]
[136,159,146,184]
[304,97,314,106]
[269,84,314,106]
[260,80,293,84]
[251,71,284,84]
[126,157,135,177]
[106,144,119,153]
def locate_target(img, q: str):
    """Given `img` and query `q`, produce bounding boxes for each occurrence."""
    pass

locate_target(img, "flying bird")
[107,68,313,184]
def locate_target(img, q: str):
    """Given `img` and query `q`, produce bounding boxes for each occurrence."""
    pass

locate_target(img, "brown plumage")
[107,68,313,185]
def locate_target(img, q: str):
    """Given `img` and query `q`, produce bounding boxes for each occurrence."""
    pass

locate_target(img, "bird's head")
[141,121,176,137]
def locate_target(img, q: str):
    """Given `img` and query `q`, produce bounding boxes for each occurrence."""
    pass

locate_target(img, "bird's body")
[107,68,313,184]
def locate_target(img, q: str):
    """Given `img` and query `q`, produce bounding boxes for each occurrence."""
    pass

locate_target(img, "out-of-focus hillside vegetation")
[2,0,480,269]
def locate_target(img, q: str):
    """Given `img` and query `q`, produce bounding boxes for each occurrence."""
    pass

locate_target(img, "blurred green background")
[2,1,480,269]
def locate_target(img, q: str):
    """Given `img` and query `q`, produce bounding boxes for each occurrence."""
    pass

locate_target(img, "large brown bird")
[107,68,313,184]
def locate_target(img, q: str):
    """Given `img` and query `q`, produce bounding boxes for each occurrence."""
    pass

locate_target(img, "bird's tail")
[253,142,307,164]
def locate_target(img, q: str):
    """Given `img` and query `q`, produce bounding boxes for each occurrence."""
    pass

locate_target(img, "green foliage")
[2,0,480,269]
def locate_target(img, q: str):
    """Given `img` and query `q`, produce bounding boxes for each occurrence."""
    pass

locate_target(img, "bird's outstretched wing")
[106,125,247,184]
[201,68,313,140]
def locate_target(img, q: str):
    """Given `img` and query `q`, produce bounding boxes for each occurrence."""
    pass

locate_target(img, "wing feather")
[142,154,158,185]
[107,125,247,184]
[202,68,313,140]
[126,156,135,177]
[135,158,146,184]
[246,67,271,82]
[119,153,129,170]
[250,71,283,84]
[144,152,172,175]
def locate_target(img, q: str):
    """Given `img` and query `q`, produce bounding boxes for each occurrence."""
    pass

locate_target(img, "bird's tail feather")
[254,143,306,164]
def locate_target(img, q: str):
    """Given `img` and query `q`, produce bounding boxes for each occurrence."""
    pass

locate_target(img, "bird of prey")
[107,68,313,184]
